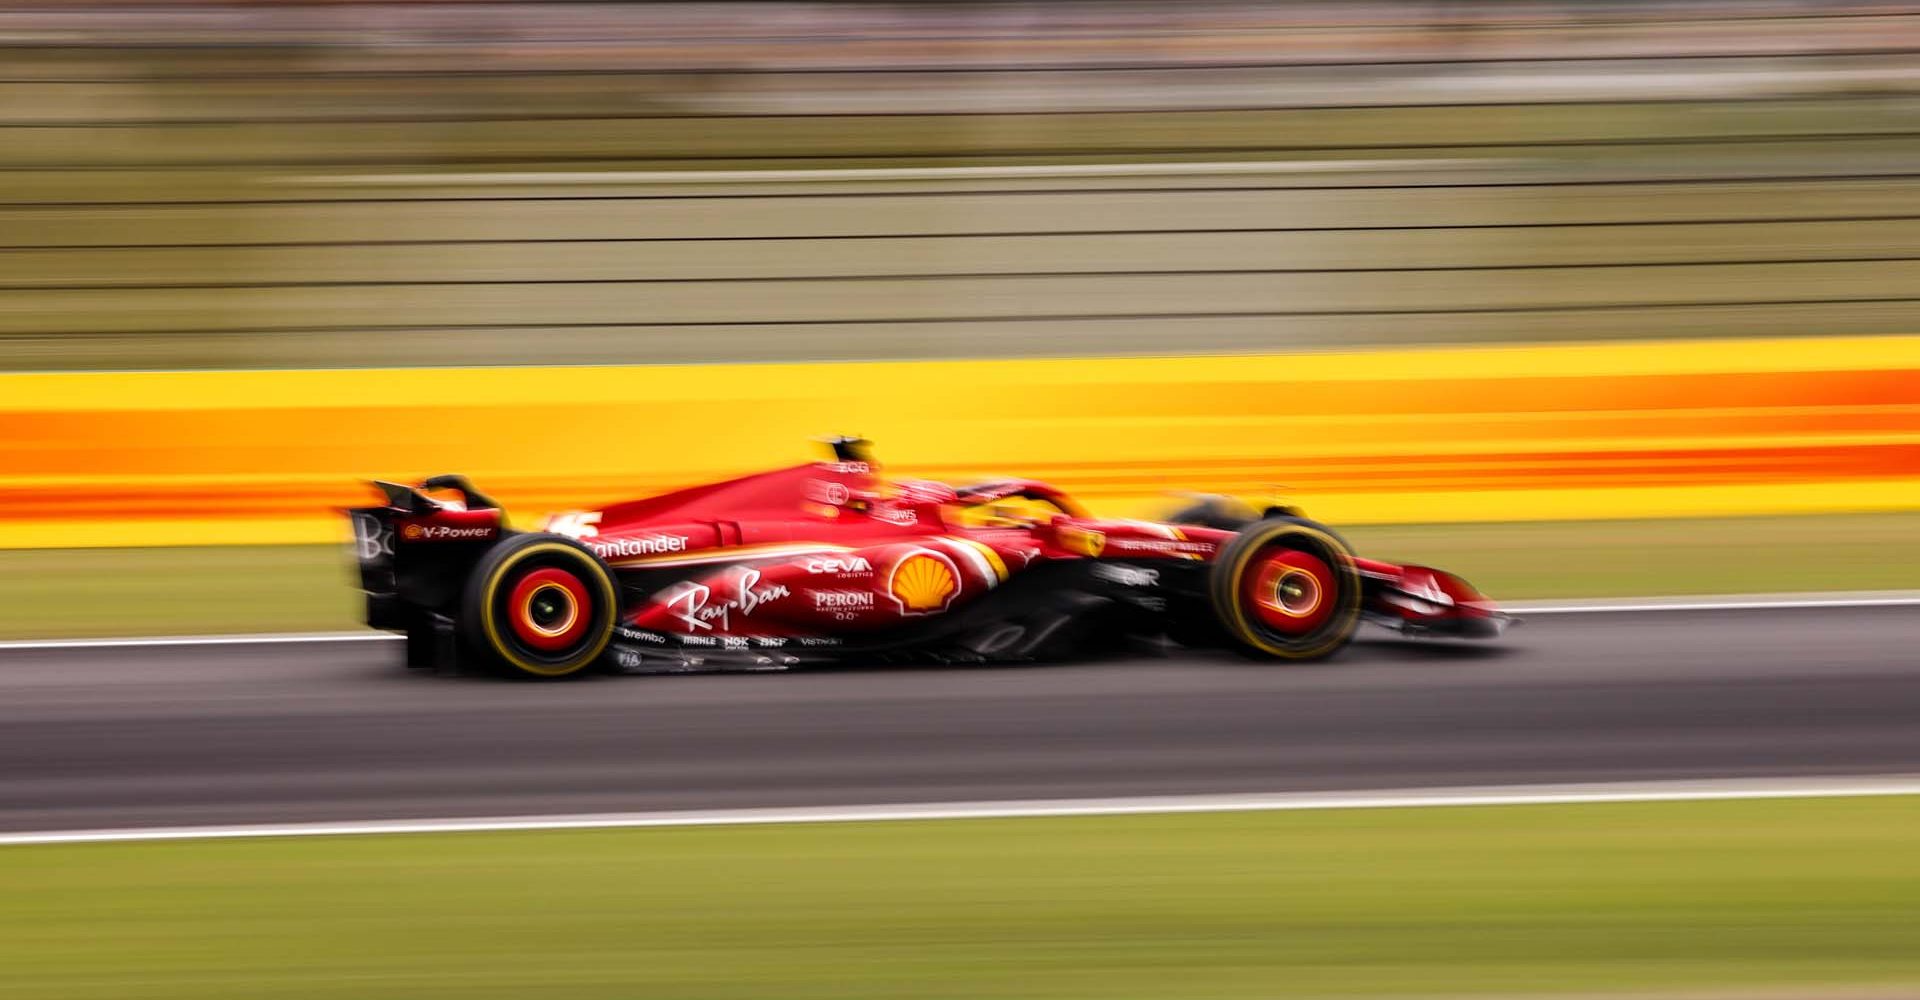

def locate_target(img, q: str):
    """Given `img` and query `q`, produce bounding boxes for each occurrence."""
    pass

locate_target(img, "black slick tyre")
[461,533,618,679]
[1208,517,1362,661]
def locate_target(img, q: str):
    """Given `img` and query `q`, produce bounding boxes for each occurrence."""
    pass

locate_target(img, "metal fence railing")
[4,1,1919,369]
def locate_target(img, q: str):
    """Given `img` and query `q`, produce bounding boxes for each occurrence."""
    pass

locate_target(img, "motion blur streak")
[7,776,1920,847]
[0,334,1913,547]
[4,4,1920,997]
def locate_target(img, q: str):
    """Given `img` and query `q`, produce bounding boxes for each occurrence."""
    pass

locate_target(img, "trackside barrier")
[0,334,1914,548]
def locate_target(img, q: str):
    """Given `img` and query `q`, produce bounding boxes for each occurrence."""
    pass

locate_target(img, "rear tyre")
[461,533,618,679]
[1208,518,1362,661]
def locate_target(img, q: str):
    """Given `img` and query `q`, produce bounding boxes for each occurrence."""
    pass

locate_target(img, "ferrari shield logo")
[1057,524,1106,557]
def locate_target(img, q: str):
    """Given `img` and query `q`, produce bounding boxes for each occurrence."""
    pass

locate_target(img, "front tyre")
[462,533,618,679]
[1208,518,1362,661]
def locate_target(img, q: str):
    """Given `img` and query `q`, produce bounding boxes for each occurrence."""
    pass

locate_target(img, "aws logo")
[888,550,960,616]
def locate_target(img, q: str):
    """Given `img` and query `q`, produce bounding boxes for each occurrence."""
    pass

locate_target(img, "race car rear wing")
[418,474,502,511]
[371,480,433,514]
[348,476,506,629]
[372,475,502,515]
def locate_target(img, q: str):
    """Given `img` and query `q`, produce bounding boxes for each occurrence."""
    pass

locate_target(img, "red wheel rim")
[507,567,592,651]
[1244,548,1337,636]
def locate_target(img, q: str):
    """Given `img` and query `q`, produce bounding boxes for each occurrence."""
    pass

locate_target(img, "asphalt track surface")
[2,606,1916,833]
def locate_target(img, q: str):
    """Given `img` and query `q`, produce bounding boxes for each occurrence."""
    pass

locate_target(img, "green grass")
[0,543,363,639]
[3,797,1918,999]
[1342,512,1920,600]
[1,512,1916,639]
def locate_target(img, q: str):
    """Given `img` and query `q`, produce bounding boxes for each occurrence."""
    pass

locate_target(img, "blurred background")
[3,5,1920,1000]
[3,0,1917,637]
[11,0,1920,367]
[1,0,1919,622]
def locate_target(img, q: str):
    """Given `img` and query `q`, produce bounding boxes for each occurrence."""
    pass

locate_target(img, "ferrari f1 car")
[347,439,1507,678]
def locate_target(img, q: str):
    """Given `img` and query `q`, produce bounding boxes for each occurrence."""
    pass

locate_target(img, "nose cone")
[1387,565,1511,637]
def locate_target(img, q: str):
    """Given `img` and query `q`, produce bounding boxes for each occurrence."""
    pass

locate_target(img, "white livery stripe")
[604,543,849,569]
[928,537,999,588]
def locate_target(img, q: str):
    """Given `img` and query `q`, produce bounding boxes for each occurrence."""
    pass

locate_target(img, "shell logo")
[402,523,424,541]
[888,550,960,615]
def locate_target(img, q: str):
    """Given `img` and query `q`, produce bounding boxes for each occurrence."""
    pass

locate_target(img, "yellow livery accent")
[953,538,1010,582]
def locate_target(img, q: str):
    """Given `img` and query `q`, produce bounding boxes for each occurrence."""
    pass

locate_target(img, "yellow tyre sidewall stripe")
[1213,523,1361,660]
[478,541,618,677]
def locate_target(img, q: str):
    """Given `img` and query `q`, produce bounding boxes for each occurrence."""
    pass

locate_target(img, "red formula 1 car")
[347,439,1506,678]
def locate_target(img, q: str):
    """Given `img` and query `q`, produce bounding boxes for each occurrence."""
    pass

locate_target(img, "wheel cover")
[1244,548,1337,636]
[507,567,591,651]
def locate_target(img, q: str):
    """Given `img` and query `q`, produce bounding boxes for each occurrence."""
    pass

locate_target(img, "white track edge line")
[4,776,1917,846]
[4,589,1913,650]
[0,632,399,651]
[1507,590,1920,614]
